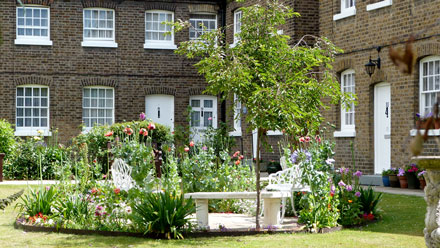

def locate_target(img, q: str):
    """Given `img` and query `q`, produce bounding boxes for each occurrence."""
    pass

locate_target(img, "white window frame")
[367,0,392,11]
[15,5,52,46]
[81,8,118,48]
[334,69,356,137]
[189,14,217,41]
[333,0,356,21]
[15,85,51,136]
[82,86,115,131]
[419,56,440,117]
[144,10,176,50]
[233,10,242,45]
[229,94,242,136]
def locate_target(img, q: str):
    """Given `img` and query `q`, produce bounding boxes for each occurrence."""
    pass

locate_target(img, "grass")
[0,184,426,248]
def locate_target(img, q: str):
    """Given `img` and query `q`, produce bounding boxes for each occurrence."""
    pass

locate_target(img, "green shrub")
[131,190,195,239]
[16,186,57,216]
[359,186,383,218]
[54,193,91,226]
[0,119,16,159]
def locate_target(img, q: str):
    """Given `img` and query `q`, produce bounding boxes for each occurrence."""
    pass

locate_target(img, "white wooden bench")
[184,191,291,228]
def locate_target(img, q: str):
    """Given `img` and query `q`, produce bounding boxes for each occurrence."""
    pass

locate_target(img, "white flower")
[48,219,54,225]
[33,136,41,141]
[37,129,44,135]
[325,158,335,165]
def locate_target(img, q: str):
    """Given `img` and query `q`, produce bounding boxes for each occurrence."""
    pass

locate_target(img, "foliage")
[131,191,195,239]
[110,120,173,147]
[358,186,383,218]
[0,119,16,160]
[4,137,69,180]
[16,186,57,217]
[54,193,91,228]
[202,123,235,157]
[0,190,23,211]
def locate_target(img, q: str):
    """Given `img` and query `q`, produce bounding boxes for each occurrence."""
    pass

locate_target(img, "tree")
[172,0,353,229]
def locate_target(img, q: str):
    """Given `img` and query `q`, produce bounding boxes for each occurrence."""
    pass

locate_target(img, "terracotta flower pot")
[389,175,400,188]
[398,176,408,188]
[419,178,426,190]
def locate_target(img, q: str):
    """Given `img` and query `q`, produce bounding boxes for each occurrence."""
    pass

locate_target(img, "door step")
[359,175,383,186]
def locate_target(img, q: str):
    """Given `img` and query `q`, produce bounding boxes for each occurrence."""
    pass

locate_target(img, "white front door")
[145,95,174,131]
[374,83,391,174]
[190,95,217,142]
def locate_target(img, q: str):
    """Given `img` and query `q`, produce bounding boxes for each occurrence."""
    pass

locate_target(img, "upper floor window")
[15,6,52,46]
[333,0,356,21]
[144,10,176,49]
[82,8,117,48]
[16,85,50,136]
[420,56,440,116]
[341,69,355,130]
[83,87,114,130]
[233,10,242,44]
[189,14,217,40]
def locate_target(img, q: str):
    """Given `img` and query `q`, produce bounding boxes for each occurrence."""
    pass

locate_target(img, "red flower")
[315,135,321,143]
[114,188,121,194]
[239,155,244,160]
[233,151,240,157]
[123,127,133,135]
[148,123,156,130]
[189,141,195,147]
[299,137,305,143]
[91,188,98,195]
[93,159,97,163]
[139,128,146,135]
[104,131,114,137]
[184,147,190,152]
[235,160,241,165]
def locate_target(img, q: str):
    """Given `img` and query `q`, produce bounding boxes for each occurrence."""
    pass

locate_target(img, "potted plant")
[381,169,391,187]
[397,168,408,188]
[388,168,400,188]
[406,164,420,189]
[418,170,426,190]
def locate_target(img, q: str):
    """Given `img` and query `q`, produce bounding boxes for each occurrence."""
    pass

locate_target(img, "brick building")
[0,0,319,163]
[320,0,440,174]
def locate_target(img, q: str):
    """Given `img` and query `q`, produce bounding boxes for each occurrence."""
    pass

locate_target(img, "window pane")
[18,28,25,35]
[85,10,91,18]
[41,88,48,96]
[17,88,24,96]
[204,112,213,127]
[34,9,40,18]
[41,9,48,18]
[25,118,32,127]
[41,29,48,37]
[107,11,113,20]
[41,98,48,107]
[191,112,200,127]
[33,98,40,107]
[25,98,32,106]
[17,108,23,117]
[91,89,98,97]
[18,8,24,17]
[17,118,23,127]
[17,97,23,106]
[18,18,24,25]
[99,10,106,20]
[191,100,200,107]
[204,100,213,108]
[91,99,97,107]
[41,118,47,127]
[25,108,31,117]
[83,98,90,108]
[106,99,113,107]
[33,118,39,127]
[99,99,105,107]
[41,108,47,117]
[106,89,113,97]
[98,109,105,118]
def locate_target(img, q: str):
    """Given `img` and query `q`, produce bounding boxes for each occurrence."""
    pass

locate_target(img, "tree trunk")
[255,128,262,230]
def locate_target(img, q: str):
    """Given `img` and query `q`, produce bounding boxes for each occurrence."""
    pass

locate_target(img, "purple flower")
[139,112,146,121]
[353,170,362,178]
[96,205,103,211]
[45,186,51,191]
[290,150,299,164]
[355,191,361,197]
[304,150,312,162]
[397,168,405,177]
[346,185,353,191]
[338,180,346,187]
[416,113,421,118]
[418,170,426,177]
[202,146,208,151]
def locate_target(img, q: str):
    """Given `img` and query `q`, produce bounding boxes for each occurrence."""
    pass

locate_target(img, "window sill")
[333,130,356,137]
[143,43,177,50]
[333,8,356,21]
[367,0,392,11]
[229,131,242,137]
[81,40,118,48]
[15,39,53,46]
[267,130,283,136]
[15,129,52,137]
[410,129,440,136]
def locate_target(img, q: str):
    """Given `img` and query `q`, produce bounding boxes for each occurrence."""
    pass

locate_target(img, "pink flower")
[184,147,190,152]
[305,136,311,142]
[353,170,362,177]
[233,151,240,157]
[202,146,208,150]
[208,117,212,121]
[299,137,305,143]
[114,188,120,194]
[189,141,195,147]
[338,180,346,187]
[139,128,147,135]
[345,185,353,191]
[239,155,244,160]
[102,174,107,179]
[315,135,321,143]
[139,112,146,121]
[45,186,51,191]
[355,191,361,197]
[148,123,156,130]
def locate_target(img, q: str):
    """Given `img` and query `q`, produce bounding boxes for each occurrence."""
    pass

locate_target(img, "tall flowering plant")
[335,168,363,226]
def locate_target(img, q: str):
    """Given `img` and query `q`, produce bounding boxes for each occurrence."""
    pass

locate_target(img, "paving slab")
[363,186,425,197]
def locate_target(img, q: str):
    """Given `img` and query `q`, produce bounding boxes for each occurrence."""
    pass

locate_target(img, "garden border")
[14,220,342,238]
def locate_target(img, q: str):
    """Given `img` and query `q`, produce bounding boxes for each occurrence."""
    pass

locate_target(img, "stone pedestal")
[263,197,281,227]
[195,199,209,228]
[415,156,440,248]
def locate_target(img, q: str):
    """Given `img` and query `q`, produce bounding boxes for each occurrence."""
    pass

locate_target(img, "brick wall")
[320,0,440,174]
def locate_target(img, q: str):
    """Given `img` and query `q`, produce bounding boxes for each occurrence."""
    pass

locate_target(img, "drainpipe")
[219,0,227,124]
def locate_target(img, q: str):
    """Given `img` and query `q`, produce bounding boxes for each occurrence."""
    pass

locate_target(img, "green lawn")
[0,185,426,248]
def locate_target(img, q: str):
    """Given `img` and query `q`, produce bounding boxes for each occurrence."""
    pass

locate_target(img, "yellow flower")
[37,129,44,135]
[348,200,353,203]
[33,136,41,141]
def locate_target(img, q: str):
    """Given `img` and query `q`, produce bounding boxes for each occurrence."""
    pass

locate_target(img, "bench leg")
[263,198,281,227]
[195,199,209,228]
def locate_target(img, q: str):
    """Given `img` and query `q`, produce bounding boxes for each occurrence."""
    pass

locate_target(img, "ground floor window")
[16,85,49,136]
[82,87,114,130]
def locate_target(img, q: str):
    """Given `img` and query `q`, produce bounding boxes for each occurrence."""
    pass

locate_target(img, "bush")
[131,190,195,239]
[16,186,57,217]
[358,186,383,219]
[0,119,16,159]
